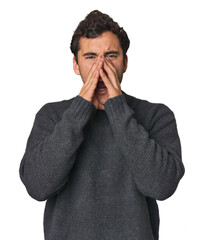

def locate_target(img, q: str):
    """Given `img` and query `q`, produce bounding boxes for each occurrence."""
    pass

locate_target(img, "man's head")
[70,10,130,107]
[70,10,130,65]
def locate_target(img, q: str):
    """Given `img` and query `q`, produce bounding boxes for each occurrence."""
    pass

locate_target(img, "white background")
[1,0,203,239]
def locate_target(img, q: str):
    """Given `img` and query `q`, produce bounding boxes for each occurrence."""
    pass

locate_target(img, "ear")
[123,55,128,73]
[73,57,80,75]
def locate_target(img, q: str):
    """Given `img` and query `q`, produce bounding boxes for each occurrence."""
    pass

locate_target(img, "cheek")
[80,61,96,81]
[114,62,124,75]
[110,57,124,69]
[79,62,89,75]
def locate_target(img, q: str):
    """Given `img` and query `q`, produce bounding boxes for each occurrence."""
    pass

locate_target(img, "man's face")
[73,31,128,105]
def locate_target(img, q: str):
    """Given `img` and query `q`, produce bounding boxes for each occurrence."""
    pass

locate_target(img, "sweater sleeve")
[104,94,185,201]
[19,95,96,201]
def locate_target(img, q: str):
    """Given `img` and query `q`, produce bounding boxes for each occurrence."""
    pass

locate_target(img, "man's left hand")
[99,57,122,101]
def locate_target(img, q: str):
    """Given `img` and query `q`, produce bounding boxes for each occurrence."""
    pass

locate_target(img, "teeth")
[99,88,106,90]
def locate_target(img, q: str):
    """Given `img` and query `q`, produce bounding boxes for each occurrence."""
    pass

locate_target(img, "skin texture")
[73,31,128,110]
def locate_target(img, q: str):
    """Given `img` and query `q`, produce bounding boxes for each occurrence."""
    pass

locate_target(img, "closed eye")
[107,54,117,58]
[105,51,119,59]
[85,56,96,60]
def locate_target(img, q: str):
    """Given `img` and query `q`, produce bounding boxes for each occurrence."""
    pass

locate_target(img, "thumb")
[99,69,113,89]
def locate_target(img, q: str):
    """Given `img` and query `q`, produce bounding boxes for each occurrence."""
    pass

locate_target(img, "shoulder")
[122,91,174,129]
[35,96,77,122]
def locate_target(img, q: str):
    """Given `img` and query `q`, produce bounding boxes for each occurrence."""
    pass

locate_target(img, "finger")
[85,57,100,87]
[99,68,113,89]
[83,58,101,92]
[86,59,103,91]
[80,68,100,99]
[105,57,117,75]
[103,59,119,89]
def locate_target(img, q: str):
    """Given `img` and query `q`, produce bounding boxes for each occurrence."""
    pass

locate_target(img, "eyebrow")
[82,51,119,57]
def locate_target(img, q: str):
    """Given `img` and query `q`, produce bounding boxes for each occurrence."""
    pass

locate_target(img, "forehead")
[79,31,121,54]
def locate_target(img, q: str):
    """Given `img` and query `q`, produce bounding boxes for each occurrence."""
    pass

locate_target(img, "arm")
[19,96,96,201]
[104,94,185,200]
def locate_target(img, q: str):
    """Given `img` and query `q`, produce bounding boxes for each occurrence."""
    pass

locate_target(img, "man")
[19,10,185,240]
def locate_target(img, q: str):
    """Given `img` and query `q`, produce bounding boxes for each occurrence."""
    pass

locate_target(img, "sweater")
[19,90,185,240]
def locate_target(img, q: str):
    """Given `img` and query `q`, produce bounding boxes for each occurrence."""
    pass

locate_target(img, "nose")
[98,54,103,60]
[98,55,104,67]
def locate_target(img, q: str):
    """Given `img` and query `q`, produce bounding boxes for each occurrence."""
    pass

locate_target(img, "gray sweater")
[19,90,185,240]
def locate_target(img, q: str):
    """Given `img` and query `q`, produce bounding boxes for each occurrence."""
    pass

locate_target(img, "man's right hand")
[78,56,103,109]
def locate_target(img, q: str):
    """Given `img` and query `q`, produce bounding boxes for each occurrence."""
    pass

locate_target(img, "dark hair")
[70,10,130,64]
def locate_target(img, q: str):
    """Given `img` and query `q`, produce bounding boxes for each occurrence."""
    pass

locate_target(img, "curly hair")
[70,10,130,64]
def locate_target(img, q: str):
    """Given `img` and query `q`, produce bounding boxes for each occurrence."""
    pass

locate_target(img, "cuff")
[63,95,96,123]
[104,93,133,121]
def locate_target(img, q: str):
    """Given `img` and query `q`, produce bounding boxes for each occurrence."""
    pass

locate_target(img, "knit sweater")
[19,90,185,240]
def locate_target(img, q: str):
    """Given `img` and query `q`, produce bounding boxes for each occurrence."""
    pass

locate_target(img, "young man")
[19,10,185,240]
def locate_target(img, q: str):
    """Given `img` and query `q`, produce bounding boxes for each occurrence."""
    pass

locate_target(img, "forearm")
[104,94,185,200]
[19,96,96,201]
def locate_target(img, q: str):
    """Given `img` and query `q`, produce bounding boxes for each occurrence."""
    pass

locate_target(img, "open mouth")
[96,79,107,94]
[97,80,106,89]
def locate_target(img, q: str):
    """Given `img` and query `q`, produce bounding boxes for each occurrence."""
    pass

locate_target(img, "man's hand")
[78,56,103,109]
[99,57,122,99]
[78,55,122,110]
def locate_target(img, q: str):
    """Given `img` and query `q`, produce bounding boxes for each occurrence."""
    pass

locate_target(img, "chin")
[96,95,107,105]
